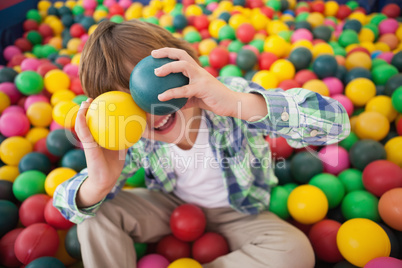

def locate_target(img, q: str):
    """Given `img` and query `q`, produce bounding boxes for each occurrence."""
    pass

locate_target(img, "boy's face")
[141,106,202,148]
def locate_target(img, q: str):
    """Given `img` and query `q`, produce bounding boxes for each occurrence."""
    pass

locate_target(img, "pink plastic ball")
[0,113,30,137]
[322,77,343,96]
[2,105,25,115]
[336,22,344,32]
[376,52,394,63]
[103,0,116,8]
[379,18,399,35]
[0,82,22,104]
[24,95,49,110]
[3,46,22,61]
[291,29,313,43]
[63,64,79,78]
[323,19,336,29]
[365,257,402,268]
[20,58,41,71]
[137,254,169,268]
[50,121,64,131]
[82,0,97,9]
[80,34,89,43]
[206,2,219,11]
[331,94,354,117]
[118,0,132,9]
[318,145,350,175]
[229,52,237,65]
[243,45,259,57]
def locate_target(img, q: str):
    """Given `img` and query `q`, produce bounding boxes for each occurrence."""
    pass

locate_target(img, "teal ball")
[130,56,188,115]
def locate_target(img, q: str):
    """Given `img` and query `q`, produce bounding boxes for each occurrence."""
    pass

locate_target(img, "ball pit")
[0,0,401,266]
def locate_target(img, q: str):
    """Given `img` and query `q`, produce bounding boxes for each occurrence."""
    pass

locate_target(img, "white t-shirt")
[171,113,230,208]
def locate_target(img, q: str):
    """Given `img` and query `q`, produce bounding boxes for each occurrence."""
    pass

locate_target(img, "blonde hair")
[79,20,198,98]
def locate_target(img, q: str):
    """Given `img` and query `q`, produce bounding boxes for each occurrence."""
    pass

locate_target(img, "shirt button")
[281,112,289,122]
[310,130,318,137]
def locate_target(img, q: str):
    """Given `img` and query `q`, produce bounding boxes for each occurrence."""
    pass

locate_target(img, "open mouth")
[153,112,176,133]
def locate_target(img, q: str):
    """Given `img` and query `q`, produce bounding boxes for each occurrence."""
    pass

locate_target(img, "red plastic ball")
[265,136,294,159]
[192,232,229,264]
[200,29,211,40]
[55,56,71,67]
[14,38,32,52]
[295,6,310,15]
[23,20,39,32]
[70,23,86,38]
[382,4,401,18]
[362,160,402,197]
[246,0,263,9]
[109,3,125,16]
[38,24,53,38]
[19,194,51,227]
[70,77,84,95]
[193,15,209,31]
[170,204,206,242]
[34,138,60,163]
[7,54,26,68]
[279,79,301,91]
[236,23,255,44]
[182,0,195,7]
[14,223,59,264]
[209,47,230,69]
[311,1,325,13]
[0,228,24,267]
[336,5,352,20]
[37,63,58,77]
[204,66,219,77]
[44,198,74,229]
[397,117,402,136]
[258,52,278,70]
[260,7,274,19]
[294,70,318,85]
[156,235,191,262]
[308,219,343,263]
[219,39,232,48]
[346,47,370,57]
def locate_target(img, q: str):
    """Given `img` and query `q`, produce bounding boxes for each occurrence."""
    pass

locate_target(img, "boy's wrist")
[232,92,268,122]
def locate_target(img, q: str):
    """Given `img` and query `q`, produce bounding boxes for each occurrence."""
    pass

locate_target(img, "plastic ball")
[52,100,79,129]
[252,70,278,89]
[291,28,313,43]
[302,79,329,96]
[236,49,257,71]
[295,69,318,85]
[156,235,191,262]
[0,82,22,104]
[345,51,371,70]
[65,225,81,260]
[0,228,24,267]
[343,19,362,33]
[0,112,30,137]
[168,258,202,268]
[365,257,402,268]
[46,129,76,157]
[219,64,242,77]
[0,137,32,166]
[236,23,255,43]
[25,102,52,128]
[318,145,350,175]
[309,173,345,209]
[385,74,402,97]
[287,184,328,225]
[19,194,51,227]
[258,52,278,70]
[290,151,323,183]
[278,79,301,91]
[170,204,206,242]
[288,47,312,71]
[44,69,70,94]
[336,218,390,267]
[338,30,359,48]
[378,188,402,231]
[44,198,74,229]
[270,59,295,82]
[263,35,289,58]
[25,256,65,268]
[192,232,229,264]
[12,170,46,202]
[14,71,44,95]
[312,54,338,79]
[391,51,402,72]
[349,139,387,171]
[372,65,398,86]
[198,39,217,56]
[0,67,18,84]
[0,200,19,238]
[391,87,402,113]
[137,254,170,268]
[18,152,51,174]
[342,190,380,222]
[354,111,389,141]
[312,43,334,58]
[345,78,376,106]
[0,165,19,182]
[322,77,343,96]
[45,167,76,197]
[379,18,399,35]
[60,149,86,173]
[308,219,343,263]
[268,185,290,219]
[14,223,59,265]
[385,137,402,168]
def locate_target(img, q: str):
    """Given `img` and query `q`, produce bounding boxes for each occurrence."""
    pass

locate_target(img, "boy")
[54,20,350,268]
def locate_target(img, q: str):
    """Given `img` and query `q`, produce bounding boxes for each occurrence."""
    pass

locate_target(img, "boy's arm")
[221,77,351,148]
[53,147,139,224]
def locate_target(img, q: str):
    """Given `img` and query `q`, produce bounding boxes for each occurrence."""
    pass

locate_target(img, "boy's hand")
[74,99,127,207]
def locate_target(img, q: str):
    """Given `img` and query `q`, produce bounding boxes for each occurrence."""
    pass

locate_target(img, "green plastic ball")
[249,39,264,53]
[370,13,387,26]
[352,107,364,117]
[338,168,364,193]
[46,129,76,157]
[372,58,388,69]
[184,31,202,43]
[338,30,359,48]
[236,49,257,71]
[61,149,87,173]
[339,132,359,151]
[290,152,323,184]
[26,9,42,23]
[15,71,44,95]
[72,5,85,16]
[95,5,108,12]
[219,64,242,77]
[309,173,345,209]
[12,170,46,202]
[313,54,338,79]
[341,190,380,222]
[228,40,244,53]
[346,1,359,10]
[27,31,43,45]
[289,47,312,71]
[199,55,210,67]
[334,46,347,57]
[372,65,399,86]
[266,0,281,11]
[283,183,298,193]
[349,140,386,171]
[65,225,82,260]
[269,186,290,220]
[73,95,88,105]
[218,25,236,40]
[391,87,402,113]
[135,243,148,260]
[278,30,292,42]
[126,168,146,188]
[145,17,159,25]
[18,152,51,174]
[110,15,124,23]
[41,44,58,59]
[295,12,309,23]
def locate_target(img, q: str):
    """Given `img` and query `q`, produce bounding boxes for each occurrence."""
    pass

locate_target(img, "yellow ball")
[270,59,295,82]
[52,100,79,129]
[38,0,52,11]
[51,90,76,106]
[93,10,108,22]
[264,35,289,58]
[355,111,390,141]
[365,96,397,122]
[360,42,376,53]
[229,14,249,30]
[325,1,339,16]
[65,0,76,9]
[25,127,50,146]
[337,218,391,267]
[54,1,64,9]
[185,5,203,16]
[312,43,334,58]
[45,167,77,197]
[345,52,372,70]
[348,12,367,25]
[125,3,143,20]
[385,137,402,167]
[168,258,202,268]
[71,53,81,65]
[209,19,226,39]
[183,26,197,36]
[302,79,330,97]
[198,38,218,56]
[27,102,53,127]
[374,42,391,52]
[287,185,328,225]
[45,70,71,93]
[251,12,269,31]
[86,91,147,151]
[44,15,58,24]
[0,166,20,182]
[159,14,173,27]
[0,92,10,113]
[359,28,375,43]
[218,0,233,12]
[307,12,325,28]
[88,25,98,36]
[396,25,402,41]
[67,38,81,54]
[345,78,376,106]
[291,40,314,50]
[142,6,157,18]
[252,71,279,90]
[0,137,33,166]
[47,19,64,35]
[48,37,62,49]
[267,20,289,35]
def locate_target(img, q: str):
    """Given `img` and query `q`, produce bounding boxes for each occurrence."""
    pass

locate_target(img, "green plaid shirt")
[54,77,350,224]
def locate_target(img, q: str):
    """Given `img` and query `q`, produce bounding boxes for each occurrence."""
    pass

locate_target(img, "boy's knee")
[281,225,315,268]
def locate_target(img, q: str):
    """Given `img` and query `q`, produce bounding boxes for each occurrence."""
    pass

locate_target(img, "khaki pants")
[77,188,315,268]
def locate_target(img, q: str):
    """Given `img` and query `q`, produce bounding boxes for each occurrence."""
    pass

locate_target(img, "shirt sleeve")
[219,77,351,148]
[53,147,140,224]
